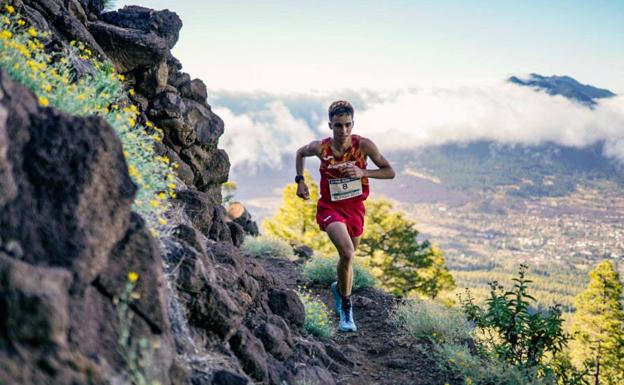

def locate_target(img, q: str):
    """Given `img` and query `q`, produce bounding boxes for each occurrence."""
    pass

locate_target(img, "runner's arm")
[295,140,322,199]
[360,138,395,179]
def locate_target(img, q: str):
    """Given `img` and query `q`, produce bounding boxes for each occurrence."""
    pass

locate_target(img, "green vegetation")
[115,272,161,385]
[460,265,569,370]
[297,289,333,338]
[392,299,472,344]
[435,343,544,385]
[394,265,592,385]
[0,5,177,234]
[360,198,455,298]
[569,261,624,385]
[303,255,377,290]
[459,264,587,384]
[241,234,296,260]
[265,176,454,298]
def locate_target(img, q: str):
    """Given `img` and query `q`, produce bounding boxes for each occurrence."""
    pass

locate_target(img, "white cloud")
[217,101,316,170]
[215,80,624,168]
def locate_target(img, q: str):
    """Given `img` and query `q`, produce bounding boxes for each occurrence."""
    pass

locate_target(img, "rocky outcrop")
[1,1,344,384]
[0,70,174,384]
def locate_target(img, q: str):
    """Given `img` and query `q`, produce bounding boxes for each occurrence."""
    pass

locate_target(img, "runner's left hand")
[345,164,364,178]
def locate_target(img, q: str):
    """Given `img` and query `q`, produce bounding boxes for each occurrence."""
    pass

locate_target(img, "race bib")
[329,178,362,201]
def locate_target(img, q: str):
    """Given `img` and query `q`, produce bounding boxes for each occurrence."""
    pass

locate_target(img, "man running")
[295,100,395,332]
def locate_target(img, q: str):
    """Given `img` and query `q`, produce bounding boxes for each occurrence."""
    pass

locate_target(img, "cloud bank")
[211,80,624,169]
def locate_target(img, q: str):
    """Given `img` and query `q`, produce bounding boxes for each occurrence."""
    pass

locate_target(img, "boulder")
[180,145,230,191]
[188,282,242,340]
[227,202,260,236]
[0,70,136,290]
[211,369,251,385]
[180,78,208,103]
[268,289,305,328]
[230,328,269,381]
[100,6,182,49]
[89,20,169,72]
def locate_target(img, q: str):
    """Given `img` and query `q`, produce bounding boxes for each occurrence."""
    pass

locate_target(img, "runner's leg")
[326,222,355,296]
[349,236,361,290]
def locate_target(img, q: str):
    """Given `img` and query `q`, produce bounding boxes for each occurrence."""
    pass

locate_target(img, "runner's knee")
[338,247,355,264]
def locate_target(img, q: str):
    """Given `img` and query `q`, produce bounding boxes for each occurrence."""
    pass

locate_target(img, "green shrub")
[241,235,295,260]
[435,343,541,385]
[303,255,376,289]
[297,289,333,338]
[0,6,177,234]
[459,264,588,385]
[393,299,473,344]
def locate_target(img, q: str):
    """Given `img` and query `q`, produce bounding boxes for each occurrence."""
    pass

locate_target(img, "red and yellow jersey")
[318,135,369,205]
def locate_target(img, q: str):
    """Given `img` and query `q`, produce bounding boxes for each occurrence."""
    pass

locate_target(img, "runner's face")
[329,114,353,144]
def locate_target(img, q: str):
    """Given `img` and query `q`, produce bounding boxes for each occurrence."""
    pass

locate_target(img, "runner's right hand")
[296,182,310,200]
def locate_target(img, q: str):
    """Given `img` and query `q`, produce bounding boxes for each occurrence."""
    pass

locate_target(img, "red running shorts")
[316,199,366,237]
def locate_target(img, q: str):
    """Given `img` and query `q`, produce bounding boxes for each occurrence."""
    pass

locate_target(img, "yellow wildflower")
[129,104,138,113]
[43,84,52,92]
[158,192,166,200]
[128,164,140,178]
[129,89,136,96]
[149,228,159,238]
[127,271,139,283]
[38,96,49,107]
[117,74,125,81]
[158,217,167,225]
[123,150,129,158]
[2,16,9,24]
[129,117,135,126]
[27,27,37,37]
[145,121,154,128]
[17,19,25,26]
[0,30,13,40]
[167,183,176,189]
[12,42,30,57]
[5,4,15,14]
[150,199,160,208]
[84,48,92,55]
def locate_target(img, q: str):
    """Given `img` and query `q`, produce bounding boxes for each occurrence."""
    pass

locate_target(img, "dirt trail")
[257,257,457,385]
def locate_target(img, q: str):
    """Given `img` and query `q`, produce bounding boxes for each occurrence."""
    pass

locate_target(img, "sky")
[115,1,624,170]
[116,0,624,93]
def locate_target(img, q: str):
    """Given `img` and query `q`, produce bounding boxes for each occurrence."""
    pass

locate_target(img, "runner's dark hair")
[328,100,354,120]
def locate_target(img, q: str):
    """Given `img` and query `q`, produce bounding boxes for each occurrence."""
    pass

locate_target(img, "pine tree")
[262,170,334,255]
[358,198,455,298]
[569,260,624,385]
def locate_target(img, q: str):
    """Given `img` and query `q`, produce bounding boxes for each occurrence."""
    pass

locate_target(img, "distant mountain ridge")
[508,73,616,106]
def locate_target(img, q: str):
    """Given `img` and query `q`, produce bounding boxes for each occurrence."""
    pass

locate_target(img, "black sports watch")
[295,175,305,183]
